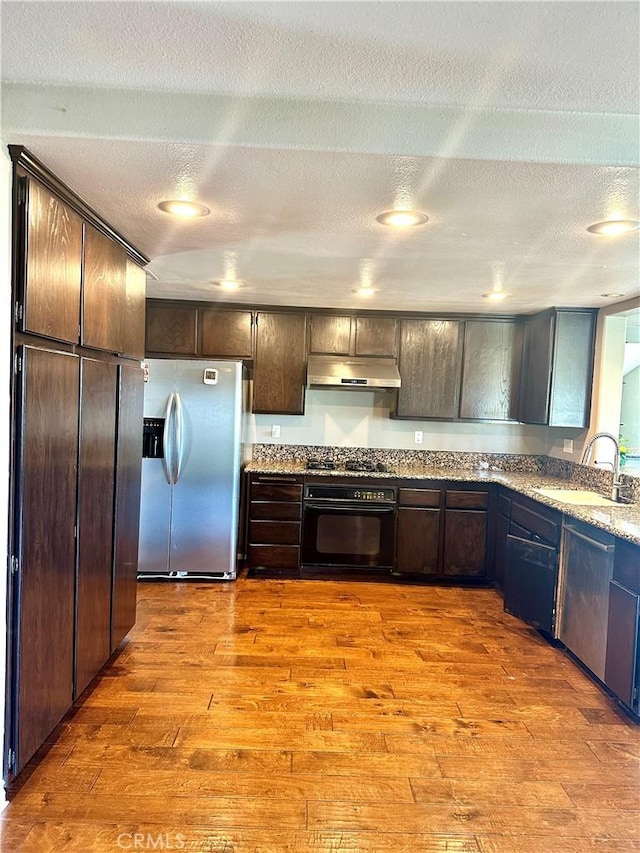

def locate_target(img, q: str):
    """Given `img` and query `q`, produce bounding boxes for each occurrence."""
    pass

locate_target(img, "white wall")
[253,388,549,453]
[1,145,11,807]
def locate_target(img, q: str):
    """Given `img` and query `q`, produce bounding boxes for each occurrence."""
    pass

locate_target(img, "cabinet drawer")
[511,501,560,546]
[398,488,440,508]
[250,501,302,521]
[249,520,301,545]
[248,545,300,570]
[250,481,303,502]
[446,490,488,510]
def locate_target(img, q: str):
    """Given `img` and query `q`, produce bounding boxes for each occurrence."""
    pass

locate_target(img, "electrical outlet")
[271,424,281,439]
[414,430,423,445]
[563,438,574,453]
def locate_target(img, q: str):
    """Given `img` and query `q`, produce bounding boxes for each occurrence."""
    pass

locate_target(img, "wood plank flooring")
[2,576,639,851]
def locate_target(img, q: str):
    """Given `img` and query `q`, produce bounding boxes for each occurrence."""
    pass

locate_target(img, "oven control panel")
[305,485,396,503]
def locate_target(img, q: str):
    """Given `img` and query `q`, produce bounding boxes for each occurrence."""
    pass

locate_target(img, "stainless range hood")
[307,355,401,390]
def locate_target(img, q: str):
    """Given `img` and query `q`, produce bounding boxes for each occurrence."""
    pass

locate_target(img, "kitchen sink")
[533,488,619,507]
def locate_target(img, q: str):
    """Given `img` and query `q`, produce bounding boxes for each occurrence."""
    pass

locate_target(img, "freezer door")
[138,360,175,573]
[170,361,243,575]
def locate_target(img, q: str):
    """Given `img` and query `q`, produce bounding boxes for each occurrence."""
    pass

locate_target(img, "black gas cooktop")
[306,458,392,473]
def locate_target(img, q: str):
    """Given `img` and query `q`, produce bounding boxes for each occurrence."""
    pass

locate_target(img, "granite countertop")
[244,460,640,546]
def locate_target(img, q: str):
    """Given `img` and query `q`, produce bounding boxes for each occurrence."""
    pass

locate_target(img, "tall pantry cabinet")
[7,147,148,778]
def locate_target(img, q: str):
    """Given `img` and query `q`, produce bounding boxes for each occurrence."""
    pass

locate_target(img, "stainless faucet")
[580,431,623,502]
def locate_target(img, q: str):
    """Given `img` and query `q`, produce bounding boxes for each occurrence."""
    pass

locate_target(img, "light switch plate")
[563,438,574,453]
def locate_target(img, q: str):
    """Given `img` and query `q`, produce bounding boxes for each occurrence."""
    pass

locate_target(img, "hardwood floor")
[2,575,639,851]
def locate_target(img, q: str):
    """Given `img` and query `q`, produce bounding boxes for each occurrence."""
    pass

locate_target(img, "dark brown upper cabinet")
[459,320,523,420]
[308,315,352,355]
[519,308,596,427]
[200,308,253,359]
[395,319,462,419]
[122,259,147,360]
[355,317,398,357]
[82,224,127,354]
[20,178,83,344]
[308,314,397,357]
[253,312,307,414]
[145,301,198,355]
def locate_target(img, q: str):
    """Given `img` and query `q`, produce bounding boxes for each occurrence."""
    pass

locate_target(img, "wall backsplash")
[252,388,549,454]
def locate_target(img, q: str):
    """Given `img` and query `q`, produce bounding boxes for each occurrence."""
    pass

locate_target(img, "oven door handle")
[305,502,396,513]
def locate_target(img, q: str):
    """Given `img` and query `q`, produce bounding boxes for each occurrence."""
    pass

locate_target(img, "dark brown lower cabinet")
[14,346,79,772]
[247,475,303,572]
[442,490,489,578]
[111,364,144,651]
[443,509,487,577]
[604,539,640,715]
[396,488,440,574]
[75,359,117,698]
[395,484,488,579]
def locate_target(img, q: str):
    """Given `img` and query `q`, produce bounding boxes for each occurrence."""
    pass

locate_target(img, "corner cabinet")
[253,312,307,414]
[519,308,596,427]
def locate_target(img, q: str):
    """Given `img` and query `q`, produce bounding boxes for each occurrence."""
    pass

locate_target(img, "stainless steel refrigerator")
[138,359,248,579]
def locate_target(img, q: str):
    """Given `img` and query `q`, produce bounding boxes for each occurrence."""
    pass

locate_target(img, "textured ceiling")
[1,1,639,314]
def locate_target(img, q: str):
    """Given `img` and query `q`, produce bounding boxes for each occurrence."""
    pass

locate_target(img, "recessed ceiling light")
[600,292,626,298]
[352,287,377,297]
[158,199,210,218]
[214,279,244,291]
[482,291,510,302]
[376,209,428,227]
[587,219,640,235]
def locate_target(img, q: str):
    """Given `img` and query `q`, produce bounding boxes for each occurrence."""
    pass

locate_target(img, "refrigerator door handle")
[173,391,185,483]
[161,392,176,485]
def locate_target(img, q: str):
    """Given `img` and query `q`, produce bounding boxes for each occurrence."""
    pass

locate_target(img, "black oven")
[301,483,396,570]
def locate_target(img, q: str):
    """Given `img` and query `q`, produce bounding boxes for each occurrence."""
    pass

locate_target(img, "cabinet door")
[22,178,83,344]
[112,364,144,652]
[442,510,487,577]
[396,507,440,574]
[145,302,198,355]
[253,312,307,414]
[82,225,127,353]
[460,320,522,420]
[519,312,554,424]
[604,581,639,710]
[549,311,596,427]
[504,535,557,632]
[122,260,146,360]
[355,317,398,357]
[75,359,117,698]
[492,512,511,590]
[308,315,352,354]
[396,319,462,418]
[14,347,79,773]
[200,309,253,358]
